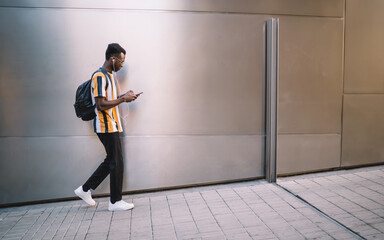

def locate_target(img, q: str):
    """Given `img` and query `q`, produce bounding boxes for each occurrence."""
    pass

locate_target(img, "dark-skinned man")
[75,43,140,211]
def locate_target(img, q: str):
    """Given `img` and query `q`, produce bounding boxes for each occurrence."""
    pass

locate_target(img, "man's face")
[113,53,125,72]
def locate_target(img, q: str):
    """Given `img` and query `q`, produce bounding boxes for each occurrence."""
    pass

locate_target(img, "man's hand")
[121,90,137,102]
[96,90,140,111]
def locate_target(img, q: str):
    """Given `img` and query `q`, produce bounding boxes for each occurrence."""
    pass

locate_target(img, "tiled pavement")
[278,165,384,240]
[0,165,383,240]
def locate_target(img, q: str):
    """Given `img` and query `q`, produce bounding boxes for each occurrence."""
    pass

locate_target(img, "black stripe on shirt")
[101,110,109,133]
[97,76,103,97]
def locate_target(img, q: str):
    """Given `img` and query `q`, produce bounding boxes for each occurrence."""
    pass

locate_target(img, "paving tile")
[200,231,226,239]
[84,232,108,240]
[366,233,384,239]
[2,166,384,240]
[107,232,130,240]
[279,165,384,240]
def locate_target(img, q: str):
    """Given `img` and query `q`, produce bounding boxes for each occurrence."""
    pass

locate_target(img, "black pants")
[83,132,123,204]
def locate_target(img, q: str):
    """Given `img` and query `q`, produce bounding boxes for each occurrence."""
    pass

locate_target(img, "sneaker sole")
[108,206,134,211]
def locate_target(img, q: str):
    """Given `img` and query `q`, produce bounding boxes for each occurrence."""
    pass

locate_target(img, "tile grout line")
[246,185,301,239]
[72,204,95,240]
[80,203,98,239]
[319,174,384,235]
[198,191,228,239]
[106,210,114,240]
[45,205,73,239]
[148,197,154,240]
[165,195,179,239]
[265,185,334,239]
[215,188,257,239]
[25,207,55,240]
[16,209,41,240]
[1,209,29,238]
[54,204,80,239]
[275,183,365,240]
[31,206,64,239]
[129,200,133,240]
[60,204,80,239]
[288,176,376,227]
[182,193,202,237]
[246,185,310,239]
[267,183,352,239]
[305,173,384,226]
[339,173,384,206]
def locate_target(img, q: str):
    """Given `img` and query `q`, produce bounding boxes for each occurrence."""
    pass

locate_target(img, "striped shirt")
[91,68,123,133]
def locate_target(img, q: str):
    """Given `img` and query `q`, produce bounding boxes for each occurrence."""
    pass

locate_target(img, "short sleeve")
[92,72,107,98]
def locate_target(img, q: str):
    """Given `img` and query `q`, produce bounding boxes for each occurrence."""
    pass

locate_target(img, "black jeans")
[83,132,123,204]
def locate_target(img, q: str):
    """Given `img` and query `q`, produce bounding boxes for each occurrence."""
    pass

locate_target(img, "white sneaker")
[74,186,96,206]
[108,200,134,211]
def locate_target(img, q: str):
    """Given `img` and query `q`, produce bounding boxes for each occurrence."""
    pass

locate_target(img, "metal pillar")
[265,18,279,183]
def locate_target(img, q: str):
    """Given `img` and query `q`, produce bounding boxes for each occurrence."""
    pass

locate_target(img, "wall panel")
[0,6,266,205]
[0,9,266,137]
[277,134,341,175]
[344,0,384,93]
[0,135,264,204]
[123,136,264,191]
[342,95,384,166]
[278,16,343,134]
[276,16,344,174]
[0,137,105,204]
[342,0,384,167]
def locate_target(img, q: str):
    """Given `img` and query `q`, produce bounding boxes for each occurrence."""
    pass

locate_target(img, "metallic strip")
[265,18,279,183]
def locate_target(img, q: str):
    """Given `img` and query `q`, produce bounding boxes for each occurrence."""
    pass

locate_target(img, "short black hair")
[105,43,126,60]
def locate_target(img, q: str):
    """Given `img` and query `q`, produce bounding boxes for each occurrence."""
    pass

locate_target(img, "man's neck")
[102,61,113,73]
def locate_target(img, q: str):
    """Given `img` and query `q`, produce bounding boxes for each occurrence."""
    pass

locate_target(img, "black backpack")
[74,69,109,121]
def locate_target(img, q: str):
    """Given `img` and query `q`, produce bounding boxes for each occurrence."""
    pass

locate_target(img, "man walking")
[75,43,139,211]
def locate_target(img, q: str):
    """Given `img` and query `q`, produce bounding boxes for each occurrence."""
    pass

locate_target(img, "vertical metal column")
[266,18,279,183]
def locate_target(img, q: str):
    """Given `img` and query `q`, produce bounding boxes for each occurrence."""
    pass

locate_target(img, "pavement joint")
[276,183,364,240]
[2,165,384,239]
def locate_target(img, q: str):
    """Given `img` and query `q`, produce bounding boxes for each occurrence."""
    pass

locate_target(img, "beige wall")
[1,0,384,205]
[278,0,384,174]
[342,0,384,166]
[276,16,344,174]
[0,7,267,205]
